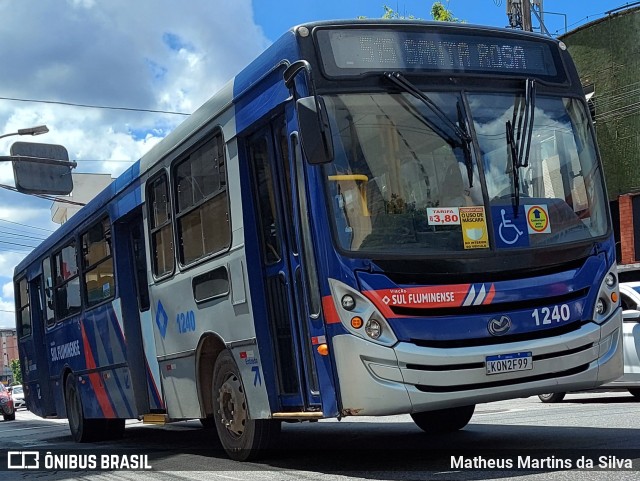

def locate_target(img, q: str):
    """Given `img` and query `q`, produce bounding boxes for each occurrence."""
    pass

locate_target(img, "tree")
[10,359,22,385]
[362,2,463,22]
[431,1,461,22]
[381,5,418,19]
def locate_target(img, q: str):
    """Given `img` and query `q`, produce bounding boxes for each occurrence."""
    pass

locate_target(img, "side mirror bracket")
[283,60,334,165]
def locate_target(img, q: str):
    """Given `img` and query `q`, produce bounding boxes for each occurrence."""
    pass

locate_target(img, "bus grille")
[413,364,590,393]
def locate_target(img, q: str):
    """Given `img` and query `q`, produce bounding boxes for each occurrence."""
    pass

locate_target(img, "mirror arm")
[0,155,78,168]
[283,60,334,163]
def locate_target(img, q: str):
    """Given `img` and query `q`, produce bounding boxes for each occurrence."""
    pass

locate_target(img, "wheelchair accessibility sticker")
[492,206,529,248]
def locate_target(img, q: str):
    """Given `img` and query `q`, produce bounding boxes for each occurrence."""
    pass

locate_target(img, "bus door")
[247,114,321,411]
[113,210,163,414]
[21,275,56,416]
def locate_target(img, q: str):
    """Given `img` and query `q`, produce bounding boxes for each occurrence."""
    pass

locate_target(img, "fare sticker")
[525,204,551,234]
[460,206,489,249]
[427,207,460,225]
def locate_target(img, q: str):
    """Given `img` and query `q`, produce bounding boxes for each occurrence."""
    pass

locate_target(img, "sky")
[0,0,633,328]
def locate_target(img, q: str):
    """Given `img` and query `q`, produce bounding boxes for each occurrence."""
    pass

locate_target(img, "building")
[560,5,640,277]
[0,328,18,384]
[51,173,114,225]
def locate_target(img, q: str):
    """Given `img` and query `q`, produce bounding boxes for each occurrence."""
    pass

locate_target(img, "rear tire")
[212,350,280,460]
[537,392,566,403]
[3,412,15,421]
[65,375,100,442]
[628,388,640,399]
[103,419,126,439]
[411,405,475,434]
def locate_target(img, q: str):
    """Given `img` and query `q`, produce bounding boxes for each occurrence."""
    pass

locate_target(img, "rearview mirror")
[297,96,334,165]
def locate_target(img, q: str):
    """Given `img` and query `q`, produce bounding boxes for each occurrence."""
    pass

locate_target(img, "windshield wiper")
[505,78,536,211]
[384,72,474,187]
[506,119,521,211]
[456,100,474,188]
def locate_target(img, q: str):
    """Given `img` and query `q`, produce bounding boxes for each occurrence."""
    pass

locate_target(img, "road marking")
[0,425,66,432]
[474,408,528,416]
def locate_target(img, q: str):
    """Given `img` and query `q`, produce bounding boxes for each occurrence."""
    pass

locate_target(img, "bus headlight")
[365,319,382,340]
[605,272,616,288]
[593,265,619,323]
[595,298,606,316]
[341,295,356,311]
[328,279,398,347]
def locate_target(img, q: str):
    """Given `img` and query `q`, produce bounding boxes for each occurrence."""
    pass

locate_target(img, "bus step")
[143,414,168,425]
[272,412,323,420]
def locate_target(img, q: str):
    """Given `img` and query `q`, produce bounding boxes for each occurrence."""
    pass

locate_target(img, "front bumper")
[333,308,623,416]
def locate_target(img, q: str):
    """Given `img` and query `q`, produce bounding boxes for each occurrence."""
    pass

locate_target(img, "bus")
[14,20,622,460]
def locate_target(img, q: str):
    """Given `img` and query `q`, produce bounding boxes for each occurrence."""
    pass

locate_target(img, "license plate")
[486,352,533,375]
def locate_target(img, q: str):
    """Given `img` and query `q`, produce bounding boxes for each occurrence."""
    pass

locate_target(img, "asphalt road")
[2,391,640,480]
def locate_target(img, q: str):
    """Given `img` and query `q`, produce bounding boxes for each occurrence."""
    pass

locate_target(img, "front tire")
[411,405,475,434]
[538,392,566,403]
[628,388,640,399]
[200,417,216,429]
[212,350,280,460]
[3,412,15,421]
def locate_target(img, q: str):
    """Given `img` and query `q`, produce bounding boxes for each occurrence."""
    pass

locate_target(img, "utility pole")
[507,0,533,31]
[522,0,532,31]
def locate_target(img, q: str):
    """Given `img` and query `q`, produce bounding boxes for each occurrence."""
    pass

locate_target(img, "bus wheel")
[628,389,640,399]
[103,419,126,439]
[212,350,280,460]
[537,392,566,403]
[200,417,216,429]
[65,375,99,442]
[411,405,475,434]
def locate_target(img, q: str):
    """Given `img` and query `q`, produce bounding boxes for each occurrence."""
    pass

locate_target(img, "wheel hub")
[217,374,247,437]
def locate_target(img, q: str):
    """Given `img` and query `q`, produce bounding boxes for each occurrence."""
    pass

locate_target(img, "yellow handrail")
[327,174,370,216]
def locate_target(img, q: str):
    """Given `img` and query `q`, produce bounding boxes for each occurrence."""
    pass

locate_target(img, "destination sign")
[316,28,563,81]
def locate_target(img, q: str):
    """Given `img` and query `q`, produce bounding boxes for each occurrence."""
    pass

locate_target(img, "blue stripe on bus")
[233,31,299,134]
[111,369,135,418]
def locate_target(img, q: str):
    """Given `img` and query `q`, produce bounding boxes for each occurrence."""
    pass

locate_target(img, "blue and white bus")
[15,20,622,460]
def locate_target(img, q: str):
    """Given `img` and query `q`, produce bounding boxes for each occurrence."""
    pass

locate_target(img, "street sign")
[9,142,74,195]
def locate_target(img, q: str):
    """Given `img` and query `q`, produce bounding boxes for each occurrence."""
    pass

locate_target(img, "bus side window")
[42,257,56,326]
[82,217,115,307]
[147,173,175,277]
[53,243,82,319]
[174,132,230,265]
[16,277,31,338]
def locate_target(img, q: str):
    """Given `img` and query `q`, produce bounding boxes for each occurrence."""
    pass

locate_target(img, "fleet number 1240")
[531,304,570,326]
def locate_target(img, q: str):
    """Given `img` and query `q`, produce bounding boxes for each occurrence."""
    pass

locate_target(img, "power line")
[75,159,136,163]
[0,239,40,248]
[0,95,190,116]
[0,225,48,239]
[0,230,47,242]
[0,218,55,233]
[0,247,33,254]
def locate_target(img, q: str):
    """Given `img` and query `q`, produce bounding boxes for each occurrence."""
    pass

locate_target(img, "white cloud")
[0,0,269,327]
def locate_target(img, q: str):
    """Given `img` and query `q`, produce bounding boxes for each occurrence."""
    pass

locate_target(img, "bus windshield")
[322,90,608,254]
